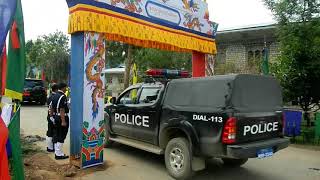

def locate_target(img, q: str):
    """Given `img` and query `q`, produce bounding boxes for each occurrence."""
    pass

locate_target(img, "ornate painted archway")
[66,0,218,168]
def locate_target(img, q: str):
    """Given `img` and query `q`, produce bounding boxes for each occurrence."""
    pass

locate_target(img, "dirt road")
[21,106,320,180]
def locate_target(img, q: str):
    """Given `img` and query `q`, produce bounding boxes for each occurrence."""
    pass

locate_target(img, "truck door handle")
[110,109,116,113]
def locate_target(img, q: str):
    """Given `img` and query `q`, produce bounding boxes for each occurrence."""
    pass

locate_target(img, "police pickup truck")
[104,69,289,180]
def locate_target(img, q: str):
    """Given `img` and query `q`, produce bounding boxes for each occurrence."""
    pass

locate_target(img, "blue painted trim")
[145,1,181,26]
[70,33,84,156]
[67,0,216,39]
[82,161,103,169]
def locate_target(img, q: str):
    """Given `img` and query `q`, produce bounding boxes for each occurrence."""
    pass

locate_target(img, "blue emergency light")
[146,69,190,78]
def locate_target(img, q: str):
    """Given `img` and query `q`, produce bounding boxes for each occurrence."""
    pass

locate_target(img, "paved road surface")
[21,106,320,180]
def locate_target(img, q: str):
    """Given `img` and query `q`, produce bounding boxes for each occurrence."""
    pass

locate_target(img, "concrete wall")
[225,43,247,70]
[215,40,280,74]
[214,24,280,75]
[269,42,280,62]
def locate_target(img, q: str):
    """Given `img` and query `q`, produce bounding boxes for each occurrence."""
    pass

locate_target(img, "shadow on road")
[195,160,266,180]
[21,102,47,107]
[106,143,270,180]
[110,143,165,165]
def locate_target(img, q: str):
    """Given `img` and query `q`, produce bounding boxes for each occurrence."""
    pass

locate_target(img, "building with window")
[215,23,279,74]
[103,67,125,97]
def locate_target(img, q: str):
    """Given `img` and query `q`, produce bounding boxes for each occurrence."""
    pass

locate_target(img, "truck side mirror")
[111,97,117,104]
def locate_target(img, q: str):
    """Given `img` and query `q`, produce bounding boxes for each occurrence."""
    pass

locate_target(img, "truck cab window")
[118,88,139,105]
[138,88,161,104]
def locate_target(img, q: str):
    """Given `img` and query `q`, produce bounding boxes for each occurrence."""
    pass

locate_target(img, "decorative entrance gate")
[66,0,218,168]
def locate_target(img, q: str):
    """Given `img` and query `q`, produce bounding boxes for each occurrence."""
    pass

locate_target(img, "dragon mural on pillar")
[85,33,105,119]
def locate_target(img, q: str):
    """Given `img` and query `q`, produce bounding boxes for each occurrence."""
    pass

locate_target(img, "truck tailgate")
[235,113,283,144]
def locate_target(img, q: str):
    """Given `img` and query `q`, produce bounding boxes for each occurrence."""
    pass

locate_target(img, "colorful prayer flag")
[5,0,25,101]
[0,0,17,53]
[0,117,10,180]
[132,63,138,85]
[8,107,24,180]
[131,63,138,99]
[41,69,45,81]
[262,47,269,75]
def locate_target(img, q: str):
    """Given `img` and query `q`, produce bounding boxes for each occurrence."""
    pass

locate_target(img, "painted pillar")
[70,32,105,168]
[192,51,206,77]
[70,33,84,159]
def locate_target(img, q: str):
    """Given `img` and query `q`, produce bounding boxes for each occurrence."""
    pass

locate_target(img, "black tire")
[104,114,113,148]
[104,127,113,148]
[222,158,248,167]
[165,138,194,180]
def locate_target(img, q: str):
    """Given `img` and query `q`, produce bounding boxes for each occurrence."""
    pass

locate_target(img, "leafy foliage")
[25,31,70,82]
[105,43,192,72]
[134,48,192,73]
[264,0,320,125]
[106,41,128,68]
[214,60,262,75]
[106,42,192,86]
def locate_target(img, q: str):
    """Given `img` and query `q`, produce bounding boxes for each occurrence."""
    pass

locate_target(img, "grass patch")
[20,136,43,157]
[289,126,320,146]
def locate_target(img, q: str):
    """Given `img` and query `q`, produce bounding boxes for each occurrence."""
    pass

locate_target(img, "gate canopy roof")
[66,0,218,54]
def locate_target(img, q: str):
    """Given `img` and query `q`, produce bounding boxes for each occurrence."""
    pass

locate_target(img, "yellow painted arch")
[68,4,217,54]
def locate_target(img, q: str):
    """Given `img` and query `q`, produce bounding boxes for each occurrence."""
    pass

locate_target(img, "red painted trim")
[192,52,205,77]
[0,118,10,180]
[81,147,91,161]
[83,128,88,135]
[70,7,214,43]
[95,146,103,159]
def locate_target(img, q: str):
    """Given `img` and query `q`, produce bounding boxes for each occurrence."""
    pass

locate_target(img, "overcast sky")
[21,0,275,40]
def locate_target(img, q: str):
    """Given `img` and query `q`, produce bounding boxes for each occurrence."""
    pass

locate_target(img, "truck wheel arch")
[104,112,113,134]
[159,120,200,155]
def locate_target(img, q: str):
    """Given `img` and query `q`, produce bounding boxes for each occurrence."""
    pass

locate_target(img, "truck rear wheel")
[165,138,193,180]
[222,158,248,167]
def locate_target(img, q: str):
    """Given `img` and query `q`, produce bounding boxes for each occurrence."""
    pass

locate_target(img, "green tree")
[134,48,192,73]
[264,0,320,126]
[25,31,70,82]
[25,40,35,78]
[105,41,128,68]
[119,45,192,89]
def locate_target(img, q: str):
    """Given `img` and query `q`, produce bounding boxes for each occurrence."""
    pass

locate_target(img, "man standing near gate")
[52,82,69,160]
[46,83,58,152]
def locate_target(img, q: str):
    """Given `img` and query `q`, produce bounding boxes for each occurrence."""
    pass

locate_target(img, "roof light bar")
[146,69,190,78]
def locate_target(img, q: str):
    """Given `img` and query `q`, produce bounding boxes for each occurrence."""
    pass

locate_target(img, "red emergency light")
[23,91,30,96]
[146,69,190,78]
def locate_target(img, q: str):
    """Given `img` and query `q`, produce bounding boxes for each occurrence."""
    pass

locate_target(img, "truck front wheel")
[103,115,113,148]
[222,158,248,167]
[165,138,193,180]
[104,127,113,148]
